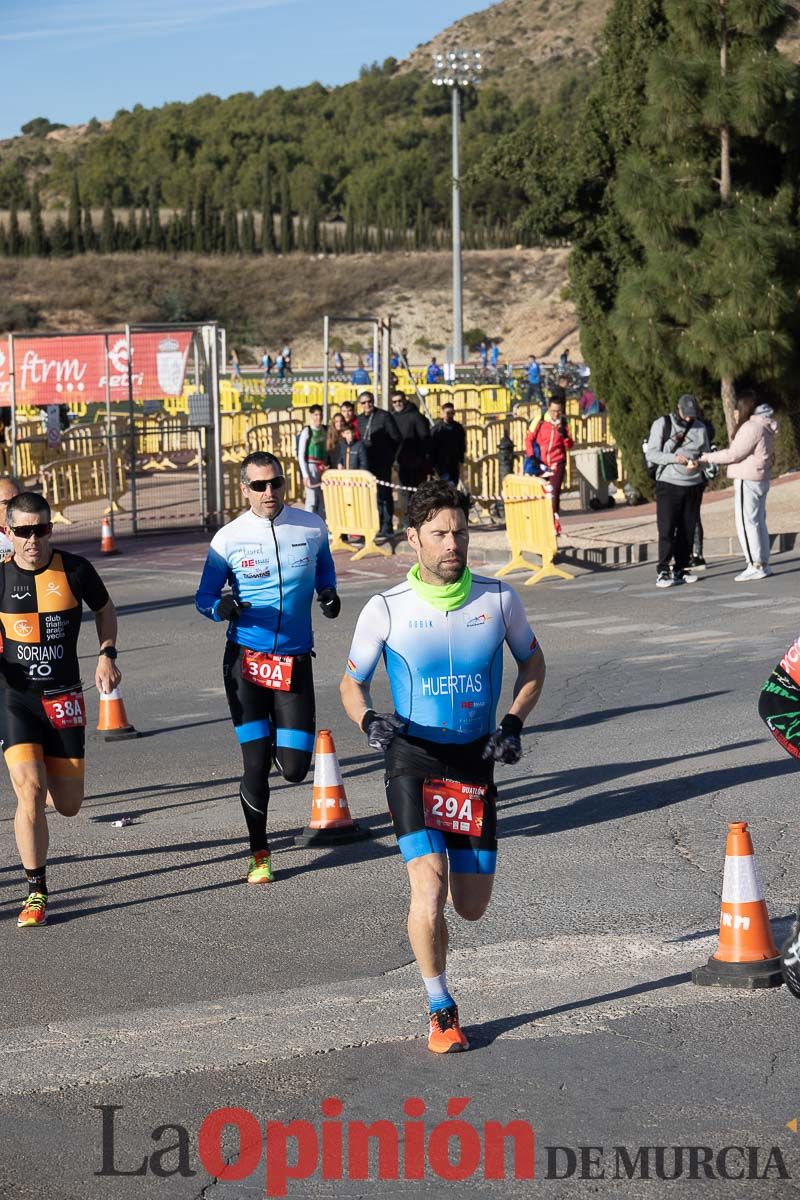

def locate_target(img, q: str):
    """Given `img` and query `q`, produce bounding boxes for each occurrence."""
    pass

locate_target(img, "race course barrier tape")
[495,475,574,587]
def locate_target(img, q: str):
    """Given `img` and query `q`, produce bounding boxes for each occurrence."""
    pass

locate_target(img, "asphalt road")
[1,536,799,1198]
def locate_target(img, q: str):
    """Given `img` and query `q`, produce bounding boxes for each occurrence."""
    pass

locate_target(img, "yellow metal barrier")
[496,475,573,587]
[478,387,511,415]
[40,454,126,525]
[321,470,391,562]
[465,425,483,461]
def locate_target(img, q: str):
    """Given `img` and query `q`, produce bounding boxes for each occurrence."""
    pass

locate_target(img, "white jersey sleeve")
[345,594,391,683]
[500,584,540,663]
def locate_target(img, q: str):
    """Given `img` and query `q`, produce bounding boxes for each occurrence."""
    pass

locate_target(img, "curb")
[558,531,798,568]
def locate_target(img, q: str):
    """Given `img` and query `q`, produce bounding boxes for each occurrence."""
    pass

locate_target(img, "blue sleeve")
[196,545,231,621]
[315,533,337,593]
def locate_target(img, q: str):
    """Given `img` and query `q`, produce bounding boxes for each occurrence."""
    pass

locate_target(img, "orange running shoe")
[18,891,47,928]
[247,851,274,884]
[427,1004,469,1053]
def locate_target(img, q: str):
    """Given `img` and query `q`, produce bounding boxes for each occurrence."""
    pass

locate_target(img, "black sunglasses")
[245,477,285,492]
[11,522,52,538]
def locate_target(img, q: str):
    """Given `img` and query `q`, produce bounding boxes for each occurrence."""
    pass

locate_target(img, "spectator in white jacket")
[698,390,778,581]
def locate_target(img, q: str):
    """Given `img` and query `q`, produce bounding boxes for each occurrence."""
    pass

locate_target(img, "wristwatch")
[98,646,118,660]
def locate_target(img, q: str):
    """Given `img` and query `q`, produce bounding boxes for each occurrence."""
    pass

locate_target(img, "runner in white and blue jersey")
[340,479,546,1053]
[196,452,339,885]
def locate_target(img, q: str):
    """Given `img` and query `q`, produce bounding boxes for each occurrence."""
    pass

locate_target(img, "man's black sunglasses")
[245,477,285,492]
[11,522,52,538]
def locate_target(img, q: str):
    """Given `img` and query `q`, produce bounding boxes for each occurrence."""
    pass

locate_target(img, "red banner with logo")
[0,331,192,406]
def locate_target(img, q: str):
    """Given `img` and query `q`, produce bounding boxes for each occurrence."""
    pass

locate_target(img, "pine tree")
[83,204,96,252]
[8,201,22,256]
[100,196,115,253]
[279,170,293,254]
[29,185,48,256]
[610,0,798,439]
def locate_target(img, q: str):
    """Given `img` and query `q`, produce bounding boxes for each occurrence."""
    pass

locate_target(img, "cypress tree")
[194,183,208,253]
[0,221,7,257]
[127,204,139,251]
[224,192,239,253]
[68,174,83,253]
[29,185,48,256]
[182,197,194,251]
[242,208,256,253]
[610,0,798,438]
[100,196,115,253]
[137,204,149,249]
[344,204,357,253]
[50,215,70,257]
[8,201,21,256]
[261,152,276,253]
[83,203,96,252]
[148,182,162,250]
[279,170,293,254]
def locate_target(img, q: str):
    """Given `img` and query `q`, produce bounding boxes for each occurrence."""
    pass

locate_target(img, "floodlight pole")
[451,84,463,366]
[433,49,482,370]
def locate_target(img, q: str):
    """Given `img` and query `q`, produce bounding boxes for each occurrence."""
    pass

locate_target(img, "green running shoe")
[247,851,274,884]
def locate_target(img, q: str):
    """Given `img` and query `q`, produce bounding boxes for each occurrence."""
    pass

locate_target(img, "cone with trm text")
[96,686,140,741]
[294,729,370,847]
[692,822,783,989]
[100,517,119,556]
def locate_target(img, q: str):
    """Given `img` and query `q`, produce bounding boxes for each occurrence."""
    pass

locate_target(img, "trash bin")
[572,447,617,510]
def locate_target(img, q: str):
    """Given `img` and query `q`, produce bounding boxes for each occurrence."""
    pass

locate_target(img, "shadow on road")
[532,690,730,734]
[469,971,691,1048]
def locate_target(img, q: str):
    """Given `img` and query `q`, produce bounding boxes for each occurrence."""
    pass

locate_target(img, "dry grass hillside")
[0,249,578,366]
[403,0,800,99]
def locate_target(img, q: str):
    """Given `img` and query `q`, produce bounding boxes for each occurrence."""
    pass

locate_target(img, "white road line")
[0,935,742,1096]
[720,599,774,609]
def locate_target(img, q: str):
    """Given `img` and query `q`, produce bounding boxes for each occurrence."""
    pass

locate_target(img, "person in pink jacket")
[698,389,778,581]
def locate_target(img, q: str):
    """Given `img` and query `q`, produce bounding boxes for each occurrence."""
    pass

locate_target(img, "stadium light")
[431,49,483,364]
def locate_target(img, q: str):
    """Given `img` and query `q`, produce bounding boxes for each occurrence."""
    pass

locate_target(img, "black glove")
[216,595,251,621]
[362,709,405,753]
[482,713,523,764]
[317,588,341,619]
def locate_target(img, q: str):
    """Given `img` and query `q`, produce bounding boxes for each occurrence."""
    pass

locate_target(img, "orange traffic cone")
[100,518,119,556]
[295,729,370,847]
[692,822,783,989]
[97,686,140,741]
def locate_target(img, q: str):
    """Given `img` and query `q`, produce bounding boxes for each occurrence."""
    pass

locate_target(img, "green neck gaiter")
[407,563,472,612]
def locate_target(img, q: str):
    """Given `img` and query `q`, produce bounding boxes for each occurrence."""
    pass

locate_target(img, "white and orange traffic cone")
[295,729,370,847]
[100,518,119,556]
[97,686,140,741]
[692,822,783,989]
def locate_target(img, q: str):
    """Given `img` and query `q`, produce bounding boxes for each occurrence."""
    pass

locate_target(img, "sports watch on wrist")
[98,646,118,660]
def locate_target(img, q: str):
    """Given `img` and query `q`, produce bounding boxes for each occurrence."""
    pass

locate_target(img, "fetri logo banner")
[0,332,192,406]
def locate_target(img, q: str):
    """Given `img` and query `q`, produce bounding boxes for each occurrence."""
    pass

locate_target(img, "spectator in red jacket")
[525,399,573,514]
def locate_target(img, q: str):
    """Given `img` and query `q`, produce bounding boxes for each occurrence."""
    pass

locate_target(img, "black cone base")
[692,954,783,989]
[103,728,141,741]
[294,822,371,848]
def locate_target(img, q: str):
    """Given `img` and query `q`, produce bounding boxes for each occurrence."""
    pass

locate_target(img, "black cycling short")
[0,686,86,779]
[222,641,316,777]
[384,733,497,875]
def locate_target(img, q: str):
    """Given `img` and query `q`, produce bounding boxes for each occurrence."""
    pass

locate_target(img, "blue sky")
[0,0,481,138]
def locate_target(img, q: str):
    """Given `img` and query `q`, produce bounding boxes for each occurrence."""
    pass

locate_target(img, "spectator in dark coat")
[390,391,431,490]
[430,402,466,484]
[356,392,401,539]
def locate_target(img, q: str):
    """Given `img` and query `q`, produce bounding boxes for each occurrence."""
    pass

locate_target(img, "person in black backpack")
[644,394,710,589]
